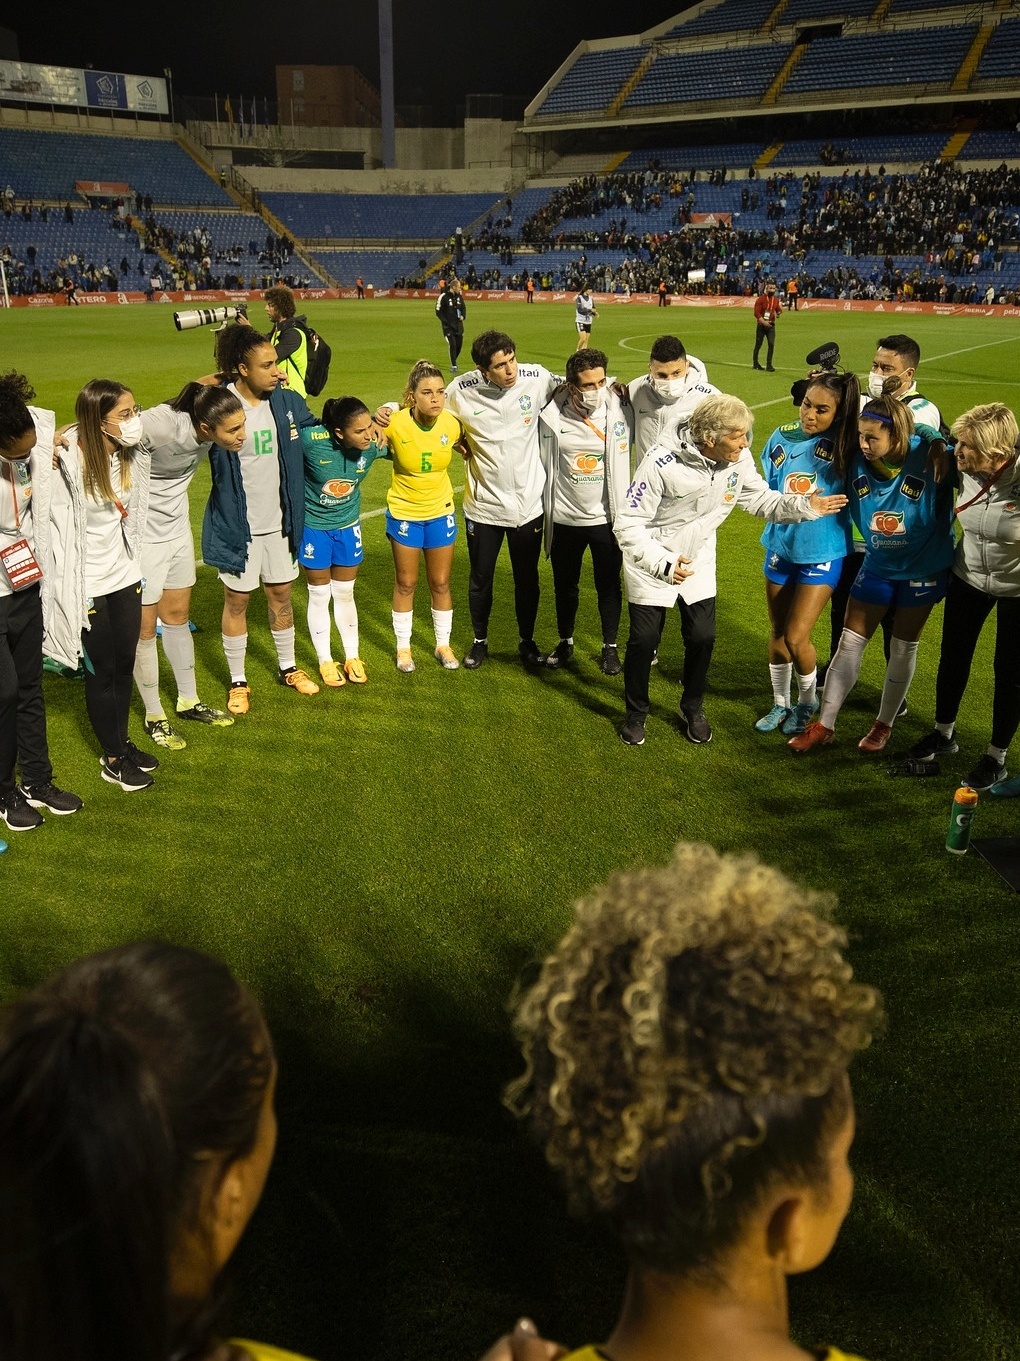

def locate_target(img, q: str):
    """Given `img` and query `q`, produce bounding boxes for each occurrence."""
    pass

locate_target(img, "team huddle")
[1,294,1019,829]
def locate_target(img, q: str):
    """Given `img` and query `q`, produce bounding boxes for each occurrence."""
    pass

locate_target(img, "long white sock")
[818,629,868,729]
[222,632,248,684]
[432,607,453,648]
[161,622,198,705]
[769,662,792,707]
[796,668,818,707]
[988,744,1007,762]
[271,626,296,672]
[332,579,359,659]
[877,638,919,726]
[392,609,413,649]
[133,635,165,720]
[306,584,333,663]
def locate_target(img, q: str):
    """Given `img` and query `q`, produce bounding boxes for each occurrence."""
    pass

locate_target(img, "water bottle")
[946,785,978,855]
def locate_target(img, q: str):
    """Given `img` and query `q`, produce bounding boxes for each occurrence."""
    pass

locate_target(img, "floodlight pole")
[164,68,175,129]
[379,0,395,169]
[0,260,9,309]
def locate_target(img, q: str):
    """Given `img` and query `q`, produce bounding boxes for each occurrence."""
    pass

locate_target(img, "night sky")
[10,2,699,120]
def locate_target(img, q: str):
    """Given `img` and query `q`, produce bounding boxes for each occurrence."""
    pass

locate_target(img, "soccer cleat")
[177,701,233,726]
[0,788,45,830]
[227,682,251,715]
[144,718,186,751]
[908,729,958,762]
[435,645,460,670]
[344,658,368,684]
[990,773,1020,797]
[545,640,574,670]
[463,640,489,670]
[396,649,415,673]
[756,704,792,733]
[600,644,622,676]
[125,740,159,772]
[782,699,819,736]
[318,659,346,688]
[679,708,712,745]
[858,720,892,754]
[100,757,154,792]
[963,754,1007,792]
[519,639,547,669]
[18,782,83,816]
[279,667,319,695]
[619,717,646,746]
[788,720,835,752]
[766,366,776,372]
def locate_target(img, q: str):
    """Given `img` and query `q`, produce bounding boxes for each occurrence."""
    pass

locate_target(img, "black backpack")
[296,320,332,397]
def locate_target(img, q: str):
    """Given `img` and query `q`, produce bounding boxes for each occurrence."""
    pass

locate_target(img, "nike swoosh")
[319,459,330,464]
[473,409,484,414]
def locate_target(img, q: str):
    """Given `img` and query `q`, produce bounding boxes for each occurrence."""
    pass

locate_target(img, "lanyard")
[955,457,1014,517]
[580,416,606,443]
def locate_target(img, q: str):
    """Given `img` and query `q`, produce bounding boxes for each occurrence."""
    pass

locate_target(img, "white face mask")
[577,388,606,413]
[867,370,904,400]
[650,376,685,400]
[109,413,144,447]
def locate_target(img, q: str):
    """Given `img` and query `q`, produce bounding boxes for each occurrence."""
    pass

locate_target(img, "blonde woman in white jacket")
[908,403,1020,793]
[615,394,847,747]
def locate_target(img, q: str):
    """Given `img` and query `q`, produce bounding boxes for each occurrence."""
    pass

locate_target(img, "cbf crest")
[440,433,450,446]
[723,468,739,503]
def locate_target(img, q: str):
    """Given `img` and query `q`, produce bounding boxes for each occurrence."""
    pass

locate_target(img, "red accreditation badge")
[0,538,43,590]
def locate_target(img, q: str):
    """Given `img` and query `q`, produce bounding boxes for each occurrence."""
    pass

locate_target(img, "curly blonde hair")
[505,842,881,1273]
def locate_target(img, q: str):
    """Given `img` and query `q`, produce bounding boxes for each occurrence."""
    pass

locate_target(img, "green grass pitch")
[3,299,1020,1360]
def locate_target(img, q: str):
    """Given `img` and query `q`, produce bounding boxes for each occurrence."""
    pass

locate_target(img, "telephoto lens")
[173,305,245,331]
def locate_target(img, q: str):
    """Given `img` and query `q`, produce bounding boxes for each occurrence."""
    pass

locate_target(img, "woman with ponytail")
[298,396,389,686]
[133,382,246,751]
[755,371,859,737]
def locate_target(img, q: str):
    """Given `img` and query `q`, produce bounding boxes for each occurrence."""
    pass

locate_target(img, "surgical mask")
[577,388,606,413]
[650,376,685,400]
[867,371,900,399]
[109,414,144,446]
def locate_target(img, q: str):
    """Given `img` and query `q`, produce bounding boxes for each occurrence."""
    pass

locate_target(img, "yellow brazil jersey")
[562,1347,868,1361]
[386,407,462,521]
[231,1341,319,1361]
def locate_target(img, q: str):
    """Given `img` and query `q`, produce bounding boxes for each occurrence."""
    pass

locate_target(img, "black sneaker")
[679,708,713,745]
[125,739,159,773]
[176,700,233,726]
[545,640,574,670]
[463,639,488,669]
[908,729,959,762]
[518,639,547,669]
[0,788,45,830]
[600,644,622,676]
[100,756,154,792]
[620,717,646,746]
[18,782,84,816]
[964,754,1007,792]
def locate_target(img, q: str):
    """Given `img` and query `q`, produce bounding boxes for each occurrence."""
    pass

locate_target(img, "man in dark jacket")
[436,279,466,373]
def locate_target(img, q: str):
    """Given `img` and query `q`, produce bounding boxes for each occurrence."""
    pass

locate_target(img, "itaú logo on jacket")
[783,471,817,495]
[870,510,906,536]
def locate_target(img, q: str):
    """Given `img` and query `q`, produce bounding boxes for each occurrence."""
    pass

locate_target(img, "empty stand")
[782,26,979,93]
[623,44,794,108]
[536,49,644,117]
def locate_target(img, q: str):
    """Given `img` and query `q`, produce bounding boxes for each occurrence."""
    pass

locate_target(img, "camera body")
[173,303,248,331]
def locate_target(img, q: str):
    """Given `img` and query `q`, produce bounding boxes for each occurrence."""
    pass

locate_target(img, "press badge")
[0,537,43,590]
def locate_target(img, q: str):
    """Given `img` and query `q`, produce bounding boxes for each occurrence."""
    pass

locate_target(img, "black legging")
[465,514,543,640]
[443,326,464,367]
[549,521,622,644]
[81,582,142,759]
[934,572,1020,750]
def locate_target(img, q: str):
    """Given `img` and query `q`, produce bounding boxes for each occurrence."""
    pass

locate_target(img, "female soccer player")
[58,380,157,791]
[538,349,632,675]
[908,402,1020,792]
[385,359,464,672]
[790,395,953,754]
[300,396,388,686]
[756,372,859,736]
[133,384,244,750]
[506,841,881,1361]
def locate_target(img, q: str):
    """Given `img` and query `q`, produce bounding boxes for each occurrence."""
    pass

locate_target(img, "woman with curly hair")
[506,841,882,1361]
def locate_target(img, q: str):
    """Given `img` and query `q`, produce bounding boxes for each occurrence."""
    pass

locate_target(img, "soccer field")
[5,298,1020,1360]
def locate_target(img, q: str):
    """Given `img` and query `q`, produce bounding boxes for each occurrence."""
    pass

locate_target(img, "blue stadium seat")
[624,44,793,107]
[536,49,644,116]
[783,27,978,93]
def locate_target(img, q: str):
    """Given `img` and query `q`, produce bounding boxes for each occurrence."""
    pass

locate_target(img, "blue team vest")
[849,435,955,580]
[760,423,851,564]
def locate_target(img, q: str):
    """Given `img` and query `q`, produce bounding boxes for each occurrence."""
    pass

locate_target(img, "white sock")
[432,607,453,648]
[161,622,198,705]
[133,635,164,720]
[769,662,792,708]
[393,609,413,649]
[936,721,955,738]
[272,626,296,672]
[306,584,333,663]
[222,631,248,684]
[796,669,818,707]
[988,744,1007,763]
[818,629,867,729]
[877,638,919,726]
[332,579,359,659]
